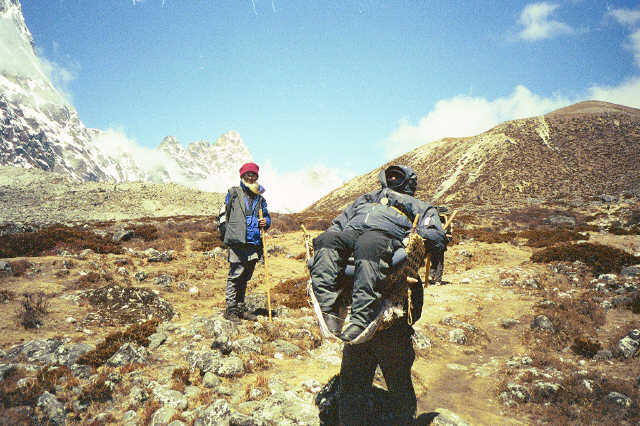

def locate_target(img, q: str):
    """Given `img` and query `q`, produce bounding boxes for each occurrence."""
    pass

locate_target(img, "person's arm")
[326,193,369,232]
[261,197,271,230]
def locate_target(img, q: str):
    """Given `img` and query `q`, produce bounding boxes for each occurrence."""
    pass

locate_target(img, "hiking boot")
[339,323,365,343]
[240,310,258,321]
[223,307,241,323]
[323,313,342,335]
[238,303,258,321]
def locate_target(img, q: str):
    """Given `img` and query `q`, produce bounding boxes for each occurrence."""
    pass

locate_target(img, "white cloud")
[588,76,640,108]
[37,48,79,104]
[518,2,573,41]
[630,29,640,67]
[609,7,640,27]
[246,161,351,213]
[381,85,571,159]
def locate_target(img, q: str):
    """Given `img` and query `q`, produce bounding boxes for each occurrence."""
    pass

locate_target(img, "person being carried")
[309,164,447,342]
[310,164,444,425]
[218,162,271,322]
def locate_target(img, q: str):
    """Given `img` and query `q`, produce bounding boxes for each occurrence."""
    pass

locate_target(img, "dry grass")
[15,292,50,329]
[0,225,122,257]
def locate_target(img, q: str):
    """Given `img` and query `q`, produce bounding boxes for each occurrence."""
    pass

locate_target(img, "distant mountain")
[0,0,251,188]
[306,100,640,211]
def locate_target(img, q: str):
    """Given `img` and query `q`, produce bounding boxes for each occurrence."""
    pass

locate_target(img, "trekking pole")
[301,224,312,262]
[259,209,272,321]
[443,210,458,230]
[407,214,420,324]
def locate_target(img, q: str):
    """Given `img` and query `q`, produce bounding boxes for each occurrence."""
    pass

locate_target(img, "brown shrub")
[243,375,270,401]
[141,399,162,425]
[77,319,160,367]
[153,237,186,252]
[519,229,589,248]
[0,365,73,409]
[171,367,191,386]
[8,260,32,276]
[0,226,122,258]
[192,232,224,252]
[269,213,300,233]
[126,224,158,241]
[0,289,15,303]
[571,336,602,358]
[455,228,517,244]
[525,293,606,351]
[16,292,50,329]
[80,373,113,404]
[271,276,309,309]
[632,293,640,314]
[244,353,273,373]
[531,243,640,274]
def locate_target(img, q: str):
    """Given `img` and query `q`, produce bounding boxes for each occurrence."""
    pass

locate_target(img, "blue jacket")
[223,183,271,246]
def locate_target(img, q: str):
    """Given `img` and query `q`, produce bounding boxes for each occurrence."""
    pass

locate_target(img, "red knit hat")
[239,162,259,177]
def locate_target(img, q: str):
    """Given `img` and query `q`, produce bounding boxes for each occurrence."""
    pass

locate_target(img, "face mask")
[242,177,263,194]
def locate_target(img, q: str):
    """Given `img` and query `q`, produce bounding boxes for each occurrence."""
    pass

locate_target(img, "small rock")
[620,265,640,277]
[500,318,520,329]
[449,329,467,345]
[151,406,178,425]
[430,407,471,426]
[203,372,221,388]
[531,315,554,332]
[605,392,631,408]
[135,271,148,282]
[37,391,65,425]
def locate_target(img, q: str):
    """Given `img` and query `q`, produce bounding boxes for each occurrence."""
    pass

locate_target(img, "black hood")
[378,165,417,196]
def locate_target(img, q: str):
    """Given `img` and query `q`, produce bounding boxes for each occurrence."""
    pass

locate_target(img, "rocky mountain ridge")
[307,100,640,212]
[0,0,251,189]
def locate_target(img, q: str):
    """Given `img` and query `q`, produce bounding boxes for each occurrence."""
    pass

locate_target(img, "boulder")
[106,343,149,367]
[531,315,554,332]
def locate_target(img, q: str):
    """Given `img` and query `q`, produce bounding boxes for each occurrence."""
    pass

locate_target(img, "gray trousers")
[226,244,260,309]
[311,229,395,329]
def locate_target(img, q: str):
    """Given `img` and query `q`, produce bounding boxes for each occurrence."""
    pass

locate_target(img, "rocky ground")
[0,180,639,425]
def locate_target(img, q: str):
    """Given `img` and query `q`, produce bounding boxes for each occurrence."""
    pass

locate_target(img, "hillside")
[0,196,639,425]
[306,100,640,212]
[0,166,225,225]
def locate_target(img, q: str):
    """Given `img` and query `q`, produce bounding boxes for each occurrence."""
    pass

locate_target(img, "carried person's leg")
[310,229,359,332]
[343,230,394,340]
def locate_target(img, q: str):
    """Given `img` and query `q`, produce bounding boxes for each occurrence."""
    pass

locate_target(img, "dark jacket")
[327,166,447,250]
[223,183,271,246]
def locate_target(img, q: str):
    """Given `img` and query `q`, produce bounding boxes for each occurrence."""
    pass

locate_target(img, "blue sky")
[19,0,640,208]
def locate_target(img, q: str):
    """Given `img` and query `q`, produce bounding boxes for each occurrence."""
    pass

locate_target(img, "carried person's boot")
[339,323,365,343]
[323,313,342,335]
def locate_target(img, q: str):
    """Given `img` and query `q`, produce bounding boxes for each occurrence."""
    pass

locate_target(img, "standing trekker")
[309,164,447,424]
[219,162,270,322]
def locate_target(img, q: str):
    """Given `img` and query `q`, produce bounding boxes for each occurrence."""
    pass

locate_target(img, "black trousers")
[312,229,395,328]
[338,321,417,425]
